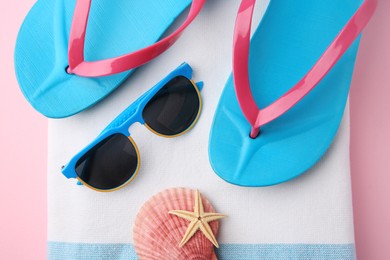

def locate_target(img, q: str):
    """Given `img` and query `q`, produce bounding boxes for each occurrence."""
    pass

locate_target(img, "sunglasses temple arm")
[195,81,204,91]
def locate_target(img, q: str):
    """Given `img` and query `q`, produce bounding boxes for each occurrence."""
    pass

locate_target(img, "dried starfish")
[169,189,226,248]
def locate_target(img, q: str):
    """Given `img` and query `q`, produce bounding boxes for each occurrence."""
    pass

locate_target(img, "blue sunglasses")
[62,63,203,192]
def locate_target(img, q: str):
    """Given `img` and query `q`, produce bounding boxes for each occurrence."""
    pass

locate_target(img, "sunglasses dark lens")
[142,76,200,136]
[75,134,138,190]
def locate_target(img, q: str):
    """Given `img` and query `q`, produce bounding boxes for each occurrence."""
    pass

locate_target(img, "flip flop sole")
[15,0,191,118]
[209,0,362,186]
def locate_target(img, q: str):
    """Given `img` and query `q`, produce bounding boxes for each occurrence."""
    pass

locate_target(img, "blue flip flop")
[209,0,377,186]
[14,0,205,118]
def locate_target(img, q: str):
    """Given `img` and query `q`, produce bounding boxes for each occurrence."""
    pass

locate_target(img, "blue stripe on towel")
[48,242,355,259]
[218,244,355,260]
[48,242,137,260]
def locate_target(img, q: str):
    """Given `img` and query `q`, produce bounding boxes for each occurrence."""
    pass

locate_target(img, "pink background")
[0,1,389,259]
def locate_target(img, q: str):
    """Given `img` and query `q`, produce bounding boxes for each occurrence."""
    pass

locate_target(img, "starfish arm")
[194,189,204,216]
[199,220,219,248]
[179,219,201,248]
[202,213,227,223]
[169,210,197,222]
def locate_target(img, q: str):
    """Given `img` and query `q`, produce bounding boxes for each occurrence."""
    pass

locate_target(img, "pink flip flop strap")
[67,0,206,77]
[233,0,378,138]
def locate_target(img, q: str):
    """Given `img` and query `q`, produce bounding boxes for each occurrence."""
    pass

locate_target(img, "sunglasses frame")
[62,62,203,192]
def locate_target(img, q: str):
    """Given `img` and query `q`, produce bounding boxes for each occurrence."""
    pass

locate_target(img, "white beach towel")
[47,1,355,259]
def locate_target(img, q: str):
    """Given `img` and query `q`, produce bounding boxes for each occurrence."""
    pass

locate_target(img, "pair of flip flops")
[15,0,377,186]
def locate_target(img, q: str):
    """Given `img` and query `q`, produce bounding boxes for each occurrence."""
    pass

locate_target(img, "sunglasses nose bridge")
[104,104,142,134]
[121,111,144,136]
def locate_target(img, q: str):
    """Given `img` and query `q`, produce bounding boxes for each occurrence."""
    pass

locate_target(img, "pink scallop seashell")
[133,188,219,260]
